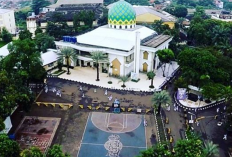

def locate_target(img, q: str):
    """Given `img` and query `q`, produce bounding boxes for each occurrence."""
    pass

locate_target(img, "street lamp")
[188,112,196,116]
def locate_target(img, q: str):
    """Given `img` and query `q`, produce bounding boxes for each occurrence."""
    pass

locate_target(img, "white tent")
[0,116,12,134]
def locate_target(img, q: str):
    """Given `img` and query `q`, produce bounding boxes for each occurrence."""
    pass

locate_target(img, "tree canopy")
[0,134,20,157]
[31,0,50,15]
[0,27,12,43]
[19,29,32,40]
[165,5,187,18]
[34,33,56,52]
[47,145,70,157]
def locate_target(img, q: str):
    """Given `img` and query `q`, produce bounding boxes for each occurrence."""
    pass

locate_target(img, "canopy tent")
[0,116,12,134]
[188,85,202,96]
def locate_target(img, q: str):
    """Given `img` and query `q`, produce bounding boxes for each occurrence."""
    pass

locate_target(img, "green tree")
[73,14,80,33]
[0,70,18,118]
[57,48,77,75]
[47,144,70,157]
[198,0,214,7]
[78,11,95,28]
[35,27,43,35]
[151,90,171,114]
[0,117,5,131]
[97,8,108,25]
[152,20,171,34]
[118,76,130,88]
[202,83,226,101]
[7,39,42,86]
[174,138,203,157]
[177,48,219,86]
[15,10,30,29]
[19,29,32,40]
[157,49,174,77]
[203,141,219,157]
[174,76,188,90]
[138,143,171,157]
[212,25,230,46]
[0,134,20,157]
[187,22,208,46]
[0,27,12,43]
[32,0,50,15]
[52,12,65,23]
[57,60,63,71]
[46,22,72,39]
[224,2,232,10]
[20,146,43,157]
[137,147,155,157]
[35,33,56,52]
[173,5,187,18]
[194,6,207,18]
[147,71,156,88]
[90,51,108,81]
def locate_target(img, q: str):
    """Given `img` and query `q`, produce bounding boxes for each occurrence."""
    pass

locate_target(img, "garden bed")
[52,70,66,76]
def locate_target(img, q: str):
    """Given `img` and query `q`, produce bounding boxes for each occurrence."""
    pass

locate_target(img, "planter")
[131,79,140,82]
[52,70,66,76]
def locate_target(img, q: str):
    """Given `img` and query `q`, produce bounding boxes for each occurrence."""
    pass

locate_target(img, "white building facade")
[0,9,16,34]
[55,0,172,78]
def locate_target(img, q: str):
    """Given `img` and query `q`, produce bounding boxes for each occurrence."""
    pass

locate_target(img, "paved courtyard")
[9,77,158,156]
[58,62,179,91]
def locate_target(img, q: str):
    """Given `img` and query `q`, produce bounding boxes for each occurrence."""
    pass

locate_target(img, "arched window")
[130,25,132,28]
[125,26,127,29]
[143,51,148,60]
[114,25,116,29]
[119,26,122,29]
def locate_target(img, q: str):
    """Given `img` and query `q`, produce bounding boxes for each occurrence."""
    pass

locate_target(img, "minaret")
[134,31,140,79]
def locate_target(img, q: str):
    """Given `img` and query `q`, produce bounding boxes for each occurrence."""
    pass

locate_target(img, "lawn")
[0,41,7,48]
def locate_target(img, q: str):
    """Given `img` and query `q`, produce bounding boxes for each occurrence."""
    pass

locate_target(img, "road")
[163,82,231,157]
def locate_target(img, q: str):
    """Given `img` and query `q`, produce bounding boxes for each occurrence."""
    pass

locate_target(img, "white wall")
[0,10,16,34]
[27,19,37,37]
[139,50,153,72]
[125,61,134,76]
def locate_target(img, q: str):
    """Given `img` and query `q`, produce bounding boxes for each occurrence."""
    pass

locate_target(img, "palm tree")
[212,25,230,46]
[151,90,171,114]
[203,141,219,157]
[118,76,130,88]
[147,71,156,88]
[90,51,108,81]
[57,47,77,75]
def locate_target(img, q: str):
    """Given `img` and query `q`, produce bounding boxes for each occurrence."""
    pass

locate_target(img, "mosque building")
[55,0,172,79]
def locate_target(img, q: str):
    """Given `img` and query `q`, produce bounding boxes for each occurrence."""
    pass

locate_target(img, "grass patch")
[0,41,7,48]
[156,115,166,142]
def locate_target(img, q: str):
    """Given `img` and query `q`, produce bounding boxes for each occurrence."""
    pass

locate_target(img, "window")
[143,51,148,60]
[119,26,122,29]
[48,62,54,67]
[114,25,116,29]
[126,56,129,62]
[130,25,132,28]
[125,26,127,29]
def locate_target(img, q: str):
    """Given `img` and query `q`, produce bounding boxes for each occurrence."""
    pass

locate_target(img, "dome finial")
[108,0,136,29]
